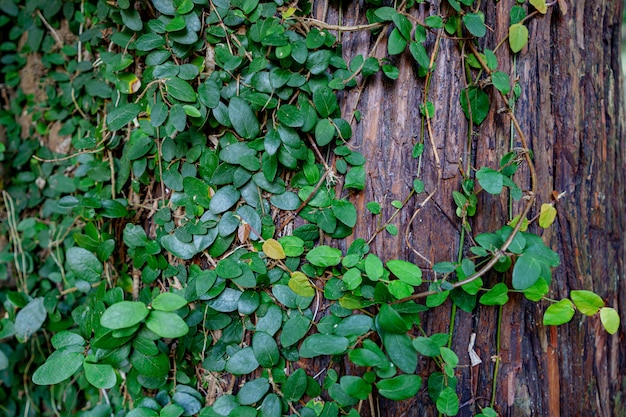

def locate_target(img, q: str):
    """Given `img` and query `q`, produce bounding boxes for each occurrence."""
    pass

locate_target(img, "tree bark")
[317,1,625,415]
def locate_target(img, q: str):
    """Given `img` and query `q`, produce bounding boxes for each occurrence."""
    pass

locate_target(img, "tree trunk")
[318,1,625,415]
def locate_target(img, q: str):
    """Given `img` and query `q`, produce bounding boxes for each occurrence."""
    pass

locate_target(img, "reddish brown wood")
[315,1,625,415]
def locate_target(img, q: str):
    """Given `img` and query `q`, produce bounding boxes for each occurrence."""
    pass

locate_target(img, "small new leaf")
[600,307,620,334]
[539,203,557,228]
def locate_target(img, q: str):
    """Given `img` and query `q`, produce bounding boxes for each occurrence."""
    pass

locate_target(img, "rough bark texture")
[315,1,625,416]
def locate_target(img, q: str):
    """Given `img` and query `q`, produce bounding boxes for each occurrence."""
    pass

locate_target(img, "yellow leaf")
[530,0,547,14]
[262,238,286,260]
[281,7,297,19]
[508,215,528,232]
[538,203,557,228]
[289,271,315,297]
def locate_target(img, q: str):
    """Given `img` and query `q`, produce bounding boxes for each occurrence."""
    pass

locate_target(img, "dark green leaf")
[280,313,310,347]
[512,254,542,290]
[299,334,349,358]
[463,13,486,37]
[107,103,140,131]
[33,351,84,385]
[284,368,308,402]
[210,185,241,214]
[377,375,422,401]
[387,28,407,55]
[460,87,490,125]
[237,378,270,405]
[252,331,279,367]
[229,97,260,139]
[383,333,417,373]
[15,297,47,343]
[84,362,117,389]
[225,347,259,375]
[313,86,338,118]
[166,77,196,102]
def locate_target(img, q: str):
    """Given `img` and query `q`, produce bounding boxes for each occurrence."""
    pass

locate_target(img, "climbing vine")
[0,0,618,416]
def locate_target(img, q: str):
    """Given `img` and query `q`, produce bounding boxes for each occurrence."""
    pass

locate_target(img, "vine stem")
[395,42,538,302]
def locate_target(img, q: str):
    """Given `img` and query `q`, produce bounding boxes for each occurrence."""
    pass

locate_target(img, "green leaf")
[152,293,188,311]
[229,97,260,139]
[306,245,342,267]
[512,254,542,290]
[152,0,176,15]
[100,301,149,330]
[387,260,422,286]
[409,42,430,68]
[340,375,371,400]
[479,283,509,306]
[365,254,384,281]
[463,13,486,37]
[334,315,373,337]
[210,185,241,214]
[166,77,196,102]
[315,118,336,146]
[277,236,305,257]
[225,347,259,375]
[345,165,365,190]
[313,86,338,118]
[543,299,575,326]
[491,71,511,94]
[284,368,308,402]
[373,7,398,21]
[460,87,490,125]
[237,378,270,405]
[331,199,357,228]
[252,331,280,367]
[107,103,141,131]
[15,297,47,343]
[83,361,117,389]
[130,350,169,377]
[299,334,349,358]
[342,268,362,290]
[377,375,422,401]
[412,336,441,357]
[135,33,165,51]
[388,280,413,299]
[440,347,459,368]
[570,290,604,316]
[509,23,529,53]
[600,307,620,334]
[436,387,459,416]
[146,310,189,338]
[476,167,503,195]
[277,104,304,128]
[33,351,84,385]
[383,333,417,373]
[387,28,407,55]
[424,15,443,29]
[161,234,199,260]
